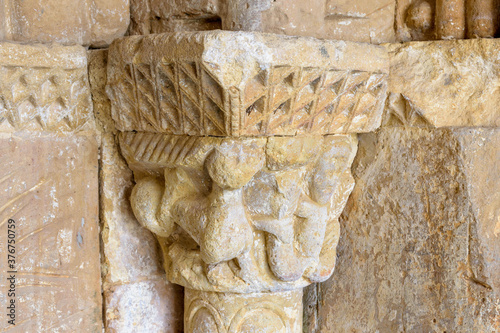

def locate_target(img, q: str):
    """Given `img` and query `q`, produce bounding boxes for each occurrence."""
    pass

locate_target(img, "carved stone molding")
[107,31,388,136]
[107,31,388,332]
[0,42,94,133]
[185,289,303,333]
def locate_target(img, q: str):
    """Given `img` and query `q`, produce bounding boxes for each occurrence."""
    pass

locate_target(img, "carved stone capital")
[107,31,389,332]
[120,132,357,294]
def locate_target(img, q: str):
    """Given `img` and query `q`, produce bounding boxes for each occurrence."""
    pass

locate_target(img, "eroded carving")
[184,289,303,333]
[109,30,388,332]
[0,42,93,132]
[121,132,357,293]
[107,31,388,136]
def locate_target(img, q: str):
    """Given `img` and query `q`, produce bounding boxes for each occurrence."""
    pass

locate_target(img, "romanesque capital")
[107,31,389,333]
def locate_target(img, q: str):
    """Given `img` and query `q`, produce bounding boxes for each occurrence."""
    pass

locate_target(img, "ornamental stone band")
[106,30,388,332]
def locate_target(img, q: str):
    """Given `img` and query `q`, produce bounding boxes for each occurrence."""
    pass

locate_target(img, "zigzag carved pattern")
[111,61,386,136]
[242,67,387,135]
[0,66,92,132]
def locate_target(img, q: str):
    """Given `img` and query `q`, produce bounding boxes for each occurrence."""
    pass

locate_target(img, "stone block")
[387,39,500,127]
[0,41,101,332]
[105,279,183,333]
[0,134,102,332]
[0,0,129,47]
[91,48,184,330]
[315,128,500,332]
[107,31,388,136]
[0,42,94,133]
[129,0,396,43]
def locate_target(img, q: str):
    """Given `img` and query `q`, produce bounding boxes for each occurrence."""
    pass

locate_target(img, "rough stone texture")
[0,42,94,133]
[388,38,500,127]
[129,0,396,43]
[121,133,358,293]
[435,0,465,39]
[0,42,102,332]
[315,128,500,332]
[185,289,303,333]
[397,0,435,41]
[88,49,115,134]
[261,0,396,43]
[396,0,499,41]
[0,134,102,332]
[110,30,388,331]
[129,0,220,35]
[104,274,183,333]
[107,31,388,136]
[0,0,130,47]
[89,50,184,333]
[466,0,498,38]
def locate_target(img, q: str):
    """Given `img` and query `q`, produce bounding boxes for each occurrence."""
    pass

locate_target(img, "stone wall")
[0,1,498,332]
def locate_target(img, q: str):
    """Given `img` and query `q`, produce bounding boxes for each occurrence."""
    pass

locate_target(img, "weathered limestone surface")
[107,30,389,332]
[129,0,396,43]
[100,134,184,333]
[185,289,303,333]
[0,135,101,332]
[0,42,102,332]
[121,133,357,293]
[388,38,500,127]
[397,0,499,41]
[107,31,388,136]
[0,0,130,47]
[88,50,183,332]
[0,42,93,133]
[261,0,396,43]
[315,128,500,332]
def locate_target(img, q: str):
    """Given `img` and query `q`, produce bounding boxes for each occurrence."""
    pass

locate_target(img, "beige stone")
[0,41,102,332]
[261,0,396,43]
[130,0,220,35]
[397,0,499,41]
[89,50,184,332]
[436,0,465,39]
[387,38,500,127]
[107,31,388,136]
[466,0,498,38]
[129,0,396,43]
[100,133,184,333]
[89,49,115,134]
[315,128,500,332]
[105,279,183,333]
[0,0,129,47]
[0,42,94,133]
[185,289,303,333]
[0,135,102,332]
[120,132,357,293]
[109,30,388,331]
